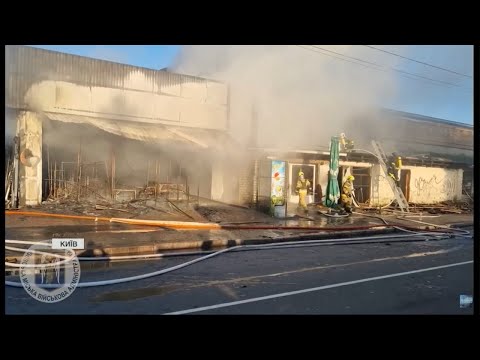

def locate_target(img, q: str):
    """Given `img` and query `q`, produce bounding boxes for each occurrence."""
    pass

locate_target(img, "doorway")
[351,167,371,204]
[289,163,315,210]
[399,169,411,202]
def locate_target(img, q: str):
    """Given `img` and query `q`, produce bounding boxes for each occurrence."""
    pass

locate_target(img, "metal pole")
[61,161,64,192]
[111,148,115,202]
[255,160,259,208]
[285,163,288,218]
[167,160,171,200]
[47,144,51,197]
[52,161,55,197]
[12,136,19,208]
[91,164,95,203]
[253,159,259,207]
[48,156,52,197]
[155,160,159,201]
[177,164,180,201]
[178,165,182,201]
[104,160,110,199]
[76,141,82,201]
[54,162,57,198]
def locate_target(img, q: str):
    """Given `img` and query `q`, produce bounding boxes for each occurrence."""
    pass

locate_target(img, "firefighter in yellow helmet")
[296,170,311,213]
[340,133,354,152]
[340,175,355,214]
[387,152,402,186]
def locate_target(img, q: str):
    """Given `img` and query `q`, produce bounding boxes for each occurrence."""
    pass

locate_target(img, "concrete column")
[16,111,42,206]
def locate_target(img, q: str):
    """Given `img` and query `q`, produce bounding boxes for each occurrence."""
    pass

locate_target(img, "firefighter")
[340,133,354,152]
[296,170,311,213]
[388,153,402,186]
[340,175,355,214]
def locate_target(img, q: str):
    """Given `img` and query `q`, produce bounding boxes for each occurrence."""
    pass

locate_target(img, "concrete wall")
[257,160,273,211]
[372,165,463,205]
[238,164,255,206]
[370,164,394,206]
[16,111,42,206]
[406,166,463,204]
[23,80,227,130]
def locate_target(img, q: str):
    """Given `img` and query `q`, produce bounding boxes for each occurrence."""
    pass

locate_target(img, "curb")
[81,227,398,256]
[5,223,472,262]
[5,227,396,262]
[241,227,396,245]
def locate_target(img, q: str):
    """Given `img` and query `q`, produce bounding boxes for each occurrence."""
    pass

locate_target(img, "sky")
[31,45,474,125]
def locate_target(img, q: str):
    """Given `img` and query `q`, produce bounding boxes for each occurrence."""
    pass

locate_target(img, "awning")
[41,112,236,152]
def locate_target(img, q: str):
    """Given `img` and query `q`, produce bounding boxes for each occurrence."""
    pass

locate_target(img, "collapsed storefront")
[5,111,238,210]
[5,45,236,210]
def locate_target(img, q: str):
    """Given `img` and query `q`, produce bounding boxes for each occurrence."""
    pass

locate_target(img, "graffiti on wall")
[414,174,458,199]
[441,178,457,197]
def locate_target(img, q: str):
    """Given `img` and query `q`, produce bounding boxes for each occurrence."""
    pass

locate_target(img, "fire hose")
[5,210,471,288]
[5,229,454,289]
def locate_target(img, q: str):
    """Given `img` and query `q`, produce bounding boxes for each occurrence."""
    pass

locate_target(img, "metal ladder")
[371,140,409,212]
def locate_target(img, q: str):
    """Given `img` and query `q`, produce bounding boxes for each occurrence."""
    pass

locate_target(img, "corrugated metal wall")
[5,45,223,109]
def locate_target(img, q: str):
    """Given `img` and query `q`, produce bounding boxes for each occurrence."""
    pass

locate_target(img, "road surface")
[5,230,474,314]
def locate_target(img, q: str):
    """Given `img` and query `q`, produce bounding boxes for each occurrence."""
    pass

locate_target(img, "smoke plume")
[171,45,402,149]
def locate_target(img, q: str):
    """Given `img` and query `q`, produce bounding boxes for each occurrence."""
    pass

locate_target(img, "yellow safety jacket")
[296,179,311,192]
[342,180,353,196]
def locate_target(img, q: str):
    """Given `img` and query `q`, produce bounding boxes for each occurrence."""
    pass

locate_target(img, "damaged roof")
[380,108,473,129]
[42,112,236,152]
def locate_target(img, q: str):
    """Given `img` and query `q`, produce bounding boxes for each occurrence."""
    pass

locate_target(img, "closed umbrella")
[324,136,341,208]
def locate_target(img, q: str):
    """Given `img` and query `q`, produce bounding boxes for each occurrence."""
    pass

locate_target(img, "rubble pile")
[38,191,197,221]
[409,200,473,214]
[194,202,275,224]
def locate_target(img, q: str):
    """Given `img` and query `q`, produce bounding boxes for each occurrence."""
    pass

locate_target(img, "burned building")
[240,109,473,216]
[4,46,474,215]
[5,45,236,208]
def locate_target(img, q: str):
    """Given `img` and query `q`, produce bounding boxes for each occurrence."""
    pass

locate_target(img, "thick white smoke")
[172,45,402,149]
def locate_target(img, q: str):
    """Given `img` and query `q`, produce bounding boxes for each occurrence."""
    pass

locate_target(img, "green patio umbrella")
[324,136,341,208]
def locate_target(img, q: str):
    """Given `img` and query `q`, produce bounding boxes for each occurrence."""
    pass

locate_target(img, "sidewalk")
[5,202,474,259]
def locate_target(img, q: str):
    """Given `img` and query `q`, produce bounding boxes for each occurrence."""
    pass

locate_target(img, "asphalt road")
[5,230,474,315]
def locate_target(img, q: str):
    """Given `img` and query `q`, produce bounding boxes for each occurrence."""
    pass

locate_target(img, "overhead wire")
[296,45,473,93]
[362,45,472,78]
